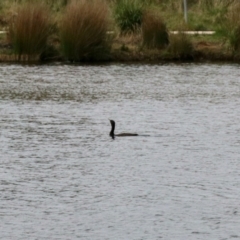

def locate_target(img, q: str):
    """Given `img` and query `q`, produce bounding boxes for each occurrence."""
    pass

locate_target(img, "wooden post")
[183,0,188,23]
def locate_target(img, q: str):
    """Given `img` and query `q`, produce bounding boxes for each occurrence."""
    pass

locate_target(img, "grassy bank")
[0,0,240,62]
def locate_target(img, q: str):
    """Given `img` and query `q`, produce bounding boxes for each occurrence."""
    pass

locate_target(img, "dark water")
[0,63,240,240]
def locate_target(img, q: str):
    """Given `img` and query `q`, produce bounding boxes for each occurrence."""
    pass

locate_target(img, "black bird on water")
[109,120,138,139]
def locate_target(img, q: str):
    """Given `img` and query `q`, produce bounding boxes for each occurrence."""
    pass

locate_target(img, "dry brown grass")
[8,2,51,61]
[142,9,169,49]
[167,33,194,59]
[60,0,110,61]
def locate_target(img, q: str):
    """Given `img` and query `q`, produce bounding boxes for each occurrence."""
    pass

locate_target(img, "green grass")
[214,2,240,53]
[113,0,144,34]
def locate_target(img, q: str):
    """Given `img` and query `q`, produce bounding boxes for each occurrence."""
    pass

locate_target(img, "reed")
[142,9,169,49]
[60,0,110,61]
[8,2,51,61]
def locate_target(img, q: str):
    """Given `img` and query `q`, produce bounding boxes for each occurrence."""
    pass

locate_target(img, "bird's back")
[116,133,138,137]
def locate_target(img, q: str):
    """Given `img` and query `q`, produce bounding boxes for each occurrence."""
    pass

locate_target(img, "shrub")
[60,0,110,61]
[114,0,144,34]
[217,3,240,54]
[8,2,51,61]
[229,27,240,53]
[142,9,169,49]
[167,33,194,59]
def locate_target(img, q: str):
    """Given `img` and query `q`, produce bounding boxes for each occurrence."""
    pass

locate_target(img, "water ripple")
[0,63,240,239]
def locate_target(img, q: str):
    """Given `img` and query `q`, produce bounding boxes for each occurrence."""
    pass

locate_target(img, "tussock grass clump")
[142,9,169,49]
[229,26,240,53]
[8,2,51,61]
[60,0,110,61]
[167,33,194,60]
[114,0,144,34]
[222,3,240,53]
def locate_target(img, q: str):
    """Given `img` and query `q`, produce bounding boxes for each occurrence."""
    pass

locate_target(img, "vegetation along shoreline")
[0,0,240,63]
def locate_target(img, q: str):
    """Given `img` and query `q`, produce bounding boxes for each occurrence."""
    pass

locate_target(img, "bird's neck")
[110,132,115,139]
[110,122,115,139]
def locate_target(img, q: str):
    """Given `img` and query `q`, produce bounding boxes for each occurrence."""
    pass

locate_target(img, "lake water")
[0,63,240,240]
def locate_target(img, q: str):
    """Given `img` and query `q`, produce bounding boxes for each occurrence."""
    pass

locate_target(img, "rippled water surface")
[1,63,240,240]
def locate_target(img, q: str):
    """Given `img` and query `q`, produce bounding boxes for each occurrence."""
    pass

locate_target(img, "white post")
[183,0,188,23]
